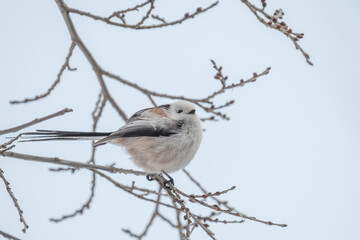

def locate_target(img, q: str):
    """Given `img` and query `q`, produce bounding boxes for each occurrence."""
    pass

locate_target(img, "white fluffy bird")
[23,101,203,174]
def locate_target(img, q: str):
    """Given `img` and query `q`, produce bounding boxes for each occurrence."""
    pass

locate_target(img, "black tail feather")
[20,130,112,142]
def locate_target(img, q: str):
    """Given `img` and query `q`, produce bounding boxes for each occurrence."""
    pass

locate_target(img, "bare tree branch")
[135,0,155,28]
[0,169,29,233]
[240,0,313,65]
[1,151,146,176]
[0,108,73,135]
[49,171,96,222]
[182,170,287,227]
[122,186,162,239]
[0,230,21,240]
[0,134,21,156]
[10,42,77,104]
[107,0,152,21]
[49,92,107,222]
[92,170,180,210]
[55,0,128,121]
[1,149,287,238]
[0,134,22,149]
[67,1,219,30]
[103,63,271,121]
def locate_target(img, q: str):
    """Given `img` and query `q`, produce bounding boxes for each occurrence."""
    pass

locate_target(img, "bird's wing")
[126,104,170,123]
[93,105,181,147]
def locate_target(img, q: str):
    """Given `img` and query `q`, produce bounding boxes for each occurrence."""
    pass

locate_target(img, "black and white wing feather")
[93,105,181,147]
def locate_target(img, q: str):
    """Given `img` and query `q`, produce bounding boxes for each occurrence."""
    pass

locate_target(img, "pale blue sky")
[1,0,360,239]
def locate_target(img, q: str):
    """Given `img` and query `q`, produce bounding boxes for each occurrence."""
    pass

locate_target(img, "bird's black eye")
[177,110,183,113]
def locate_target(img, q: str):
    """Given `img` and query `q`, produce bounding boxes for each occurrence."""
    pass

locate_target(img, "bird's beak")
[188,109,196,114]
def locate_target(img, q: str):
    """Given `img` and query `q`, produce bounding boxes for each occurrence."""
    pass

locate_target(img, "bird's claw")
[161,170,174,190]
[146,171,175,190]
[162,179,174,190]
[146,174,156,181]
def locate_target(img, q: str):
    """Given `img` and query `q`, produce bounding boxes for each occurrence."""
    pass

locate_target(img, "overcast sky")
[1,0,360,239]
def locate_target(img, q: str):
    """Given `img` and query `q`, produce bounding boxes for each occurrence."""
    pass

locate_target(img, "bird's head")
[168,100,198,121]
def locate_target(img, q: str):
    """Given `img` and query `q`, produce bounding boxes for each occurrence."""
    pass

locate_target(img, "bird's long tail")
[20,130,112,145]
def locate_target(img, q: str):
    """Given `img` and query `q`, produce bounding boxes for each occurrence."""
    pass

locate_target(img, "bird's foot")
[161,170,174,190]
[146,172,174,190]
[146,174,157,181]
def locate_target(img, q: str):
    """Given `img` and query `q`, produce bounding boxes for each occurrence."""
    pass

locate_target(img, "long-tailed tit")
[22,101,203,174]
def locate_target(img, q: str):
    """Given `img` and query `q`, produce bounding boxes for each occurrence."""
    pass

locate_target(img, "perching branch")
[1,151,146,176]
[1,151,287,239]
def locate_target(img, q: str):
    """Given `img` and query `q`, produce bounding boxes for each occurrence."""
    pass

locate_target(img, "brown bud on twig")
[261,0,267,8]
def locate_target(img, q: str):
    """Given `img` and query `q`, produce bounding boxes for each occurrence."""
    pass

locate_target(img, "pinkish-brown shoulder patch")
[148,107,167,117]
[114,138,126,145]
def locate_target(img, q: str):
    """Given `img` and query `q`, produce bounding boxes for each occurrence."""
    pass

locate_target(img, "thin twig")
[122,185,162,239]
[93,170,180,210]
[135,0,155,28]
[10,42,77,104]
[0,169,29,233]
[0,145,16,156]
[0,134,22,149]
[49,167,77,173]
[240,0,313,65]
[102,64,271,121]
[188,185,236,199]
[157,213,178,228]
[107,0,152,20]
[55,0,128,121]
[182,169,287,227]
[68,2,219,30]
[151,14,166,24]
[91,92,107,131]
[1,151,146,176]
[0,108,73,135]
[49,92,107,222]
[49,171,96,222]
[197,215,245,224]
[152,175,217,240]
[172,200,185,239]
[0,230,21,240]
